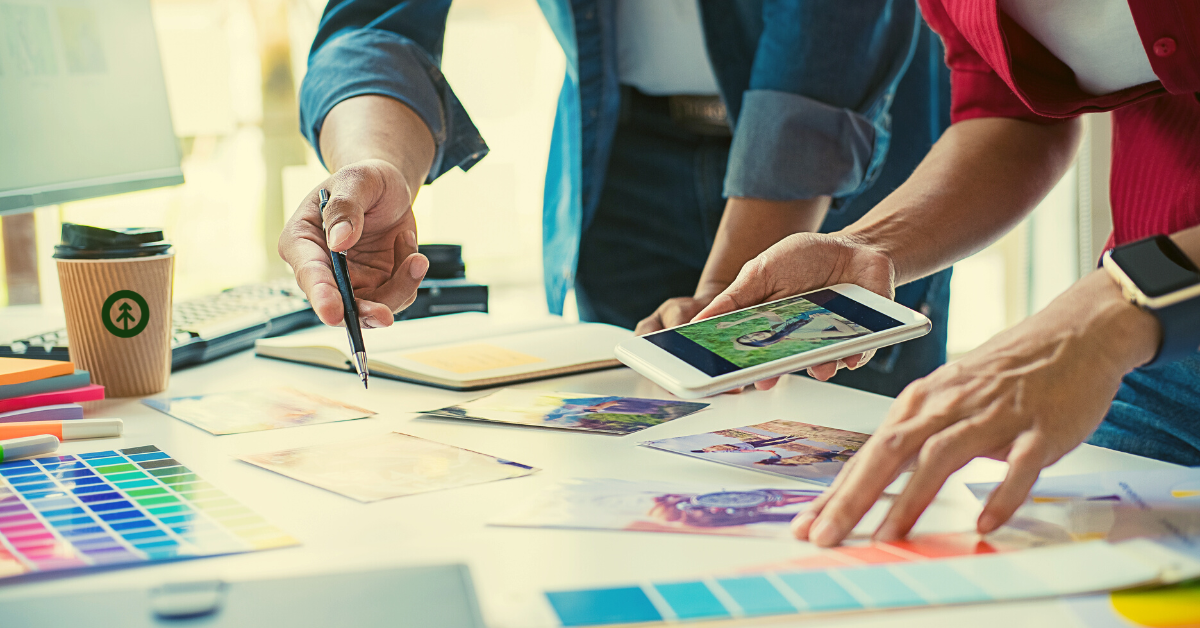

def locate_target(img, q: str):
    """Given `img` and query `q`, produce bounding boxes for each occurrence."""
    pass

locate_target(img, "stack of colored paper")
[0,358,103,417]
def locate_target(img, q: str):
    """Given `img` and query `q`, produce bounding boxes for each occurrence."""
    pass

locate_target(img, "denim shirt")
[300,0,938,314]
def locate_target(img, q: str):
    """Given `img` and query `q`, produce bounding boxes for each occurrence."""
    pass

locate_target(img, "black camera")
[395,244,489,320]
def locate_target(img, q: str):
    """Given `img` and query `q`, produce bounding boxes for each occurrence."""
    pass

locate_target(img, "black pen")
[318,189,369,388]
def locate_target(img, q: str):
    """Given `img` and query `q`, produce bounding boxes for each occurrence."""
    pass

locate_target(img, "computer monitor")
[0,0,183,215]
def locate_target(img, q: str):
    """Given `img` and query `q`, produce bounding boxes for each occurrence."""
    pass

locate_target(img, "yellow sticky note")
[403,344,545,374]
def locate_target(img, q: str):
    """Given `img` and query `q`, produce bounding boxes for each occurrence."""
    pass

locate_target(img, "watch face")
[1111,236,1200,297]
[689,491,771,509]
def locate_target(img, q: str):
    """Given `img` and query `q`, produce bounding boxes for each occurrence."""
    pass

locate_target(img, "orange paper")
[0,358,74,387]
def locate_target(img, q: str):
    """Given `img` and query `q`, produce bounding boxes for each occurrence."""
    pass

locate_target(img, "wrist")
[1066,270,1160,371]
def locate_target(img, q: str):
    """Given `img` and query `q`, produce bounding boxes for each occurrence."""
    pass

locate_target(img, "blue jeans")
[575,88,951,399]
[1089,352,1200,465]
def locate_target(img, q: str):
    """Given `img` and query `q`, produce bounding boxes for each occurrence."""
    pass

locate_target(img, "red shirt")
[918,0,1200,247]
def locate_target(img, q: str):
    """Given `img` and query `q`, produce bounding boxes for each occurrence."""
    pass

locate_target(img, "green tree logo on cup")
[101,290,150,338]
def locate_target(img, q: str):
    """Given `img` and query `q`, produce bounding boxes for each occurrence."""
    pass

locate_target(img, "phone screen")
[644,290,903,377]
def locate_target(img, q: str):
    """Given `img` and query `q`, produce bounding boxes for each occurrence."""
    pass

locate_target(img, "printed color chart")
[544,540,1185,626]
[0,445,295,580]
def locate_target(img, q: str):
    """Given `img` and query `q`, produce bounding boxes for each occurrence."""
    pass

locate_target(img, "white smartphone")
[615,284,931,399]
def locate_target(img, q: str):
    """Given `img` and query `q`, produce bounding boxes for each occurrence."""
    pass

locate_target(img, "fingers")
[792,455,859,538]
[977,433,1046,533]
[364,240,429,314]
[693,258,771,322]
[796,385,938,546]
[634,313,663,336]
[872,413,1014,542]
[753,377,782,391]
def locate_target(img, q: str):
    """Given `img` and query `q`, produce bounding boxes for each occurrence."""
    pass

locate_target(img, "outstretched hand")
[790,271,1158,546]
[278,159,429,329]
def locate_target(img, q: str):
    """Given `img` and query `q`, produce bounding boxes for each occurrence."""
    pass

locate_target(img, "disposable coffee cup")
[53,224,174,397]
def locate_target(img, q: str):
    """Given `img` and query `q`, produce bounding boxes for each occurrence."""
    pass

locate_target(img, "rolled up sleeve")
[725,90,876,199]
[299,17,488,182]
[724,0,919,201]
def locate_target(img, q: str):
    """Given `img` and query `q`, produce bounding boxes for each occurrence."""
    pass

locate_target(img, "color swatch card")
[240,432,540,502]
[0,445,296,580]
[968,467,1200,507]
[640,420,868,485]
[542,539,1200,627]
[967,468,1200,549]
[491,479,822,539]
[143,387,375,435]
[422,389,709,436]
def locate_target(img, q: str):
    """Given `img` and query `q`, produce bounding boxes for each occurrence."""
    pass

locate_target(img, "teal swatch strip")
[892,562,989,604]
[776,571,863,612]
[714,576,796,616]
[836,567,926,607]
[652,582,729,620]
[545,587,662,627]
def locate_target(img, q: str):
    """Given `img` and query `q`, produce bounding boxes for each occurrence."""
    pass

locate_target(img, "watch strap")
[1146,294,1200,367]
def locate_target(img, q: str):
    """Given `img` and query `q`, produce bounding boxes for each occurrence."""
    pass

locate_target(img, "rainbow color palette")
[543,540,1199,626]
[0,445,295,580]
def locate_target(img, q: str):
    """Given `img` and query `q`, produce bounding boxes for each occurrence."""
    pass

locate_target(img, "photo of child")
[676,295,872,369]
[421,388,709,436]
[641,420,870,485]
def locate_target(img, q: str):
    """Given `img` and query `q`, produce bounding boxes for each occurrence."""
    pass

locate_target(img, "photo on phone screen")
[644,290,903,377]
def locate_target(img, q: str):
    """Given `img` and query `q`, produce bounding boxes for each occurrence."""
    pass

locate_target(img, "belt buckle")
[668,95,731,137]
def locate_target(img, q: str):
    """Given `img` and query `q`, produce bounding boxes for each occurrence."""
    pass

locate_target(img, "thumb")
[693,258,771,322]
[319,177,375,253]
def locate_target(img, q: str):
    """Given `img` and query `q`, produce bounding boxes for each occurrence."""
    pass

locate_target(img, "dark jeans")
[576,88,951,398]
[1089,352,1200,465]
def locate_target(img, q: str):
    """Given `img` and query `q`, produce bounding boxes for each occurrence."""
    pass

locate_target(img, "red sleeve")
[918,0,1060,124]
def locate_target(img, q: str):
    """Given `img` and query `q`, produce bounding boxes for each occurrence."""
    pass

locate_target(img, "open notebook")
[254,313,633,390]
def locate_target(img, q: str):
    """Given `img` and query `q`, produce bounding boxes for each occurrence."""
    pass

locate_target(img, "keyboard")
[1,279,321,370]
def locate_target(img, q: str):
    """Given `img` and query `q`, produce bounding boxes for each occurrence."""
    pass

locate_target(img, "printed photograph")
[490,478,823,539]
[239,432,539,502]
[641,420,870,485]
[677,295,872,369]
[422,388,709,436]
[143,386,375,435]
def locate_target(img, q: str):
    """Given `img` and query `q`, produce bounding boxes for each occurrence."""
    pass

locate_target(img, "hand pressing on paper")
[690,232,892,389]
[279,159,429,330]
[790,271,1160,547]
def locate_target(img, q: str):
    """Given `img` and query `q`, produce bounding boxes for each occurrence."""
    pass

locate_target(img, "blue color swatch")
[546,587,662,627]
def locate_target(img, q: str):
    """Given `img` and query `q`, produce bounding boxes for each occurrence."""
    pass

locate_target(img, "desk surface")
[0,313,1175,627]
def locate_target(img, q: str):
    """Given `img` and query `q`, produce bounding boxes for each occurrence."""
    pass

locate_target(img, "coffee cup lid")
[53,223,172,259]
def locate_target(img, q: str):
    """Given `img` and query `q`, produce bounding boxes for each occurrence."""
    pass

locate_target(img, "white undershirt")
[999,0,1159,95]
[615,0,720,96]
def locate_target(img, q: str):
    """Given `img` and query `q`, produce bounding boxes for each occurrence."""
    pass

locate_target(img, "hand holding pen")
[278,161,430,331]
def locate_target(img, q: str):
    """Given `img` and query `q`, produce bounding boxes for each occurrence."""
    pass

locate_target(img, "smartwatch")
[1102,235,1200,367]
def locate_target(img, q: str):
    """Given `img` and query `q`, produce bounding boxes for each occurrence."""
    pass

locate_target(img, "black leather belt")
[621,87,732,137]
[667,95,731,136]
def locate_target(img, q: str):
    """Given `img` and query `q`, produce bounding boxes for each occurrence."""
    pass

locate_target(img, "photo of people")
[641,420,870,485]
[676,295,873,369]
[490,479,823,540]
[421,388,709,436]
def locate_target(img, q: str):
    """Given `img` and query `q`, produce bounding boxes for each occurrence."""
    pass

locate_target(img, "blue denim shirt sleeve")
[299,0,488,182]
[724,0,920,201]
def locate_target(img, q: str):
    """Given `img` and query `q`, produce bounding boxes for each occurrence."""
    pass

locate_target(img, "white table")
[0,313,1175,627]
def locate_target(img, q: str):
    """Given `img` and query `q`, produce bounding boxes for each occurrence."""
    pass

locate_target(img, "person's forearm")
[695,196,831,298]
[844,117,1084,286]
[318,95,437,198]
